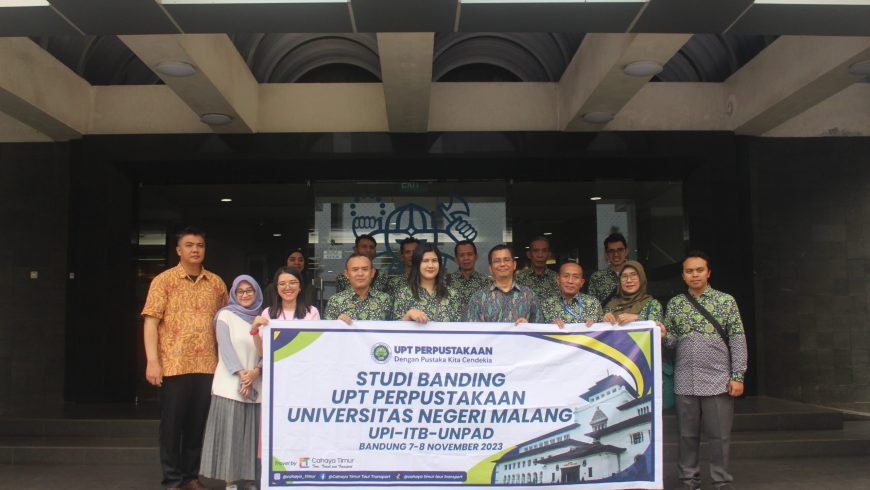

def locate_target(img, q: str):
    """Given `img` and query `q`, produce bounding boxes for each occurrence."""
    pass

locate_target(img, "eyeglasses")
[620,272,639,282]
[236,288,255,296]
[491,258,514,265]
[277,280,300,288]
[606,248,627,255]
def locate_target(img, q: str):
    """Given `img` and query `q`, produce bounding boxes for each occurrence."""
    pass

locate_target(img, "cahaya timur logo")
[371,343,391,364]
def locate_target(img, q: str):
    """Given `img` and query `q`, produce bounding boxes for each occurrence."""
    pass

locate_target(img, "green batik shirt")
[603,298,664,323]
[664,286,748,396]
[588,268,619,304]
[541,293,603,323]
[446,270,492,308]
[391,285,462,322]
[515,268,560,303]
[386,273,410,297]
[464,282,544,323]
[335,269,393,295]
[324,288,393,321]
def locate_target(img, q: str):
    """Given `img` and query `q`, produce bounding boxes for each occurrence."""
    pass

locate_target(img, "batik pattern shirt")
[588,268,619,305]
[387,274,409,297]
[541,293,603,324]
[603,298,664,323]
[324,289,393,321]
[515,268,560,303]
[446,270,492,308]
[664,287,748,396]
[464,282,544,323]
[335,269,393,295]
[391,285,462,322]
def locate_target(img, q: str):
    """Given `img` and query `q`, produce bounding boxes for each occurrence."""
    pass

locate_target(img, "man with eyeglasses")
[515,236,560,303]
[464,244,543,324]
[588,233,629,305]
[141,226,228,490]
[540,262,602,327]
[325,253,393,323]
[446,240,492,309]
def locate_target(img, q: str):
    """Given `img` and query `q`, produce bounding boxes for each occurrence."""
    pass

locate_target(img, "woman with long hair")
[391,243,461,323]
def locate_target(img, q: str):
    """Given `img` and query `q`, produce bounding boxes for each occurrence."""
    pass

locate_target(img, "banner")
[261,322,662,489]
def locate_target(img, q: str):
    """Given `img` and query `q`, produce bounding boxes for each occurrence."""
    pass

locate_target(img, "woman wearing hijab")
[603,260,674,409]
[200,275,264,490]
[392,243,461,323]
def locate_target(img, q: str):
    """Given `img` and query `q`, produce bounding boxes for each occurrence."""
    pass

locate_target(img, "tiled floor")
[2,456,870,490]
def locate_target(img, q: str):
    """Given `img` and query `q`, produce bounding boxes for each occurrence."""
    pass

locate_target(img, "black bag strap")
[683,292,731,354]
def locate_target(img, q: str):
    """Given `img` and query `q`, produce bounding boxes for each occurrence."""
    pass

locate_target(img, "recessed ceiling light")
[848,59,870,76]
[623,60,663,77]
[582,112,614,124]
[590,196,603,201]
[200,113,234,125]
[155,61,196,77]
[273,233,282,237]
[543,232,553,236]
[220,198,232,202]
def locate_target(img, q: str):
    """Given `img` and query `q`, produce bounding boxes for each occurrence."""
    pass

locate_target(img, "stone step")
[0,418,158,438]
[661,409,843,433]
[0,437,157,465]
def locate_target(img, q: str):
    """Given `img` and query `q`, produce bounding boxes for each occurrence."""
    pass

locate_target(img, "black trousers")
[159,373,213,487]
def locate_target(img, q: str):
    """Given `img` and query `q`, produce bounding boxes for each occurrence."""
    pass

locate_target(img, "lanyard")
[562,298,583,319]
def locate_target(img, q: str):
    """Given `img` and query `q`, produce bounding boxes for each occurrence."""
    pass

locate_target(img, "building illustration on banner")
[492,374,653,485]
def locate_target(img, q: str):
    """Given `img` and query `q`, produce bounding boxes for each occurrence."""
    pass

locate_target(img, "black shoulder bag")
[683,292,731,364]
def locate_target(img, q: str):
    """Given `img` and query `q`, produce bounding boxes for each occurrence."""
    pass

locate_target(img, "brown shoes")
[180,480,209,490]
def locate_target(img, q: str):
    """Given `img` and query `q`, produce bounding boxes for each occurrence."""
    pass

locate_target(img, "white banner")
[261,322,662,489]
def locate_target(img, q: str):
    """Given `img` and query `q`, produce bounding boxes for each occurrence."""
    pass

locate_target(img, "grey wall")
[0,144,70,414]
[750,138,870,403]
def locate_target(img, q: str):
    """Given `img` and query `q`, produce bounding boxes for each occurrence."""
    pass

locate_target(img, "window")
[638,406,650,415]
[631,431,644,444]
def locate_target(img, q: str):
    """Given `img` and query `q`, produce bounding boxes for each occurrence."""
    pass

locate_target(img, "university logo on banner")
[261,321,663,490]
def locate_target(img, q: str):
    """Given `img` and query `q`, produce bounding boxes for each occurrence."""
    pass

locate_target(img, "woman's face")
[277,272,300,303]
[419,251,440,281]
[235,280,256,308]
[287,252,305,272]
[620,266,641,295]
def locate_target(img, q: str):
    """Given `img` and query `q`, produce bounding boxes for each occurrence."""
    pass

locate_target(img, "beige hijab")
[605,260,653,315]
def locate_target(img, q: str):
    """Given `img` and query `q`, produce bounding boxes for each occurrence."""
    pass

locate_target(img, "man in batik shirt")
[335,234,392,294]
[541,262,602,327]
[588,233,629,305]
[325,253,392,323]
[515,236,559,303]
[464,245,543,324]
[446,240,491,310]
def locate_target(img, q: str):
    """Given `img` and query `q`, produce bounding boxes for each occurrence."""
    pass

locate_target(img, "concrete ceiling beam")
[559,33,691,132]
[376,33,434,133]
[726,36,870,136]
[0,37,90,141]
[120,34,258,133]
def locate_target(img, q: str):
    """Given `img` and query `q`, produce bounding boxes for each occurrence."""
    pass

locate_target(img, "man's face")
[489,249,516,281]
[354,238,377,261]
[345,256,375,290]
[455,243,478,272]
[682,257,711,291]
[605,241,628,267]
[176,234,205,266]
[286,252,305,272]
[527,239,550,269]
[557,263,585,297]
[401,241,419,269]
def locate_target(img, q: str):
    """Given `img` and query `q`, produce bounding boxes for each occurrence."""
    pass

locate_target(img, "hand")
[552,319,566,329]
[656,321,667,338]
[727,380,744,397]
[615,312,639,325]
[338,314,353,325]
[250,316,269,335]
[240,385,251,399]
[603,312,617,323]
[403,309,429,324]
[239,368,259,387]
[515,317,528,325]
[585,319,595,327]
[145,359,163,387]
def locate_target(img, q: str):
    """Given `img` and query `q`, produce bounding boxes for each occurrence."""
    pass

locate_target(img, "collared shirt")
[540,293,603,324]
[324,288,393,321]
[464,282,544,323]
[391,285,462,322]
[446,270,493,308]
[141,263,229,377]
[588,268,619,305]
[603,298,664,323]
[515,267,560,303]
[664,286,748,396]
[335,269,394,295]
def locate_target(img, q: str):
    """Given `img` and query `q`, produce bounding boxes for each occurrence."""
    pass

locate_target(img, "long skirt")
[200,395,261,482]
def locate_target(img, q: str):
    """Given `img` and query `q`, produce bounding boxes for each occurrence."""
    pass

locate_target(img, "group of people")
[142,226,747,490]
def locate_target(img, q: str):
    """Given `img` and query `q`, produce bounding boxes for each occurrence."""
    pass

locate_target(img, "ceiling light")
[155,61,196,77]
[623,60,663,77]
[272,233,282,237]
[582,112,614,124]
[200,113,234,125]
[543,232,553,236]
[590,196,603,201]
[220,198,232,202]
[848,60,870,76]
